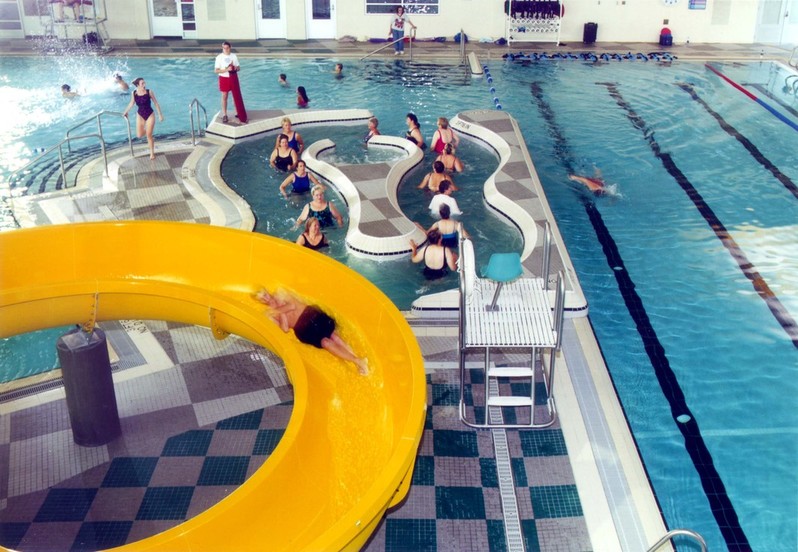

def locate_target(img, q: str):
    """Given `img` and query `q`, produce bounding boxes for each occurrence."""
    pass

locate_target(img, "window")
[366,0,438,15]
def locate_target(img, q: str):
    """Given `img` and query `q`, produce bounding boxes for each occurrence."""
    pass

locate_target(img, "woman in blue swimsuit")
[280,160,322,197]
[123,77,164,160]
[277,117,304,155]
[295,185,343,229]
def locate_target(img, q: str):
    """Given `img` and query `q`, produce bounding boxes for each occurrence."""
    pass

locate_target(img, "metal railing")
[459,28,467,65]
[65,110,133,157]
[361,27,416,61]
[646,529,707,552]
[189,99,209,146]
[9,110,131,190]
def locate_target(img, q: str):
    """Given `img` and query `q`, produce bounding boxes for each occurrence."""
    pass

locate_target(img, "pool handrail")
[646,528,707,552]
[65,110,133,158]
[189,98,208,146]
[8,109,133,190]
[361,27,416,61]
[8,132,106,191]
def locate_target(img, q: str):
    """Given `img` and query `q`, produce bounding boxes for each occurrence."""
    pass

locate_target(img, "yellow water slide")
[0,221,427,551]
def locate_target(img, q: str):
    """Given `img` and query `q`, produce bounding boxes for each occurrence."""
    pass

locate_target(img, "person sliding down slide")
[254,288,369,375]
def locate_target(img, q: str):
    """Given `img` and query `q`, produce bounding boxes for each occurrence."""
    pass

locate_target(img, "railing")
[65,110,133,157]
[459,28,467,65]
[9,110,131,190]
[361,27,417,61]
[646,529,707,552]
[790,46,798,68]
[189,99,209,146]
[784,74,798,95]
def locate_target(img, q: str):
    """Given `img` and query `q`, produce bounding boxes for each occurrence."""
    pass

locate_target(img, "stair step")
[488,396,534,408]
[489,366,534,378]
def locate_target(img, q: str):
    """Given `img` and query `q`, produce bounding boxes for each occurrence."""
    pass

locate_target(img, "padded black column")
[57,327,121,446]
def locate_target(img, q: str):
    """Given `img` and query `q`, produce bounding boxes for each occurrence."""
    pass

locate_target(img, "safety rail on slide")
[646,528,707,552]
[189,99,208,146]
[8,110,132,190]
[361,27,417,61]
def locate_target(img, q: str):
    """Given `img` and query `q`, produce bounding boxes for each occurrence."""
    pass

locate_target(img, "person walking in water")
[254,288,368,375]
[122,77,164,160]
[389,5,416,56]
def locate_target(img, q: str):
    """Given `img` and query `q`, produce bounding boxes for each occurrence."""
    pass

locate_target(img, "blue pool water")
[2,55,797,551]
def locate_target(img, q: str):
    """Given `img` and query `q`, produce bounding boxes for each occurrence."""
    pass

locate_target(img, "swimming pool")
[2,54,797,551]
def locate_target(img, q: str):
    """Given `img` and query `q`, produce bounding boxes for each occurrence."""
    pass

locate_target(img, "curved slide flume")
[0,221,427,551]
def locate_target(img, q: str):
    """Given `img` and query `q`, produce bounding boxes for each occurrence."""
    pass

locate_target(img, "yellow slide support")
[0,221,426,551]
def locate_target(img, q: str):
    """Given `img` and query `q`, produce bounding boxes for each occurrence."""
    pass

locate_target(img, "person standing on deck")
[214,41,240,123]
[389,6,416,56]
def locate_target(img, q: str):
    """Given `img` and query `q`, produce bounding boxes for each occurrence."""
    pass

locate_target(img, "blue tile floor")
[0,323,590,551]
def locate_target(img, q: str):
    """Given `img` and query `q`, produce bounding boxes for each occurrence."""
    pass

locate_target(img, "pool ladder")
[9,110,132,189]
[646,528,707,552]
[189,99,208,146]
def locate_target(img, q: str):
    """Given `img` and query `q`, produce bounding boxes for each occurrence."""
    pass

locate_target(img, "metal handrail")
[189,99,208,146]
[459,28,466,65]
[646,529,707,552]
[65,110,133,157]
[361,27,417,61]
[8,133,103,191]
[9,110,132,189]
[785,74,798,95]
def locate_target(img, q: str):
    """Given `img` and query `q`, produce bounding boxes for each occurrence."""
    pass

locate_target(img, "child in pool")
[296,86,309,108]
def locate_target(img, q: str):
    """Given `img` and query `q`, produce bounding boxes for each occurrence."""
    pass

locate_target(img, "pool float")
[0,221,426,551]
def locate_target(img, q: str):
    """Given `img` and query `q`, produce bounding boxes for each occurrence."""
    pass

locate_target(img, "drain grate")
[489,377,526,552]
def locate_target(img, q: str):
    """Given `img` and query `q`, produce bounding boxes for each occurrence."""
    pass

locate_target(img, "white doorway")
[306,0,336,39]
[256,0,287,38]
[149,0,197,38]
[150,0,182,37]
[755,0,798,44]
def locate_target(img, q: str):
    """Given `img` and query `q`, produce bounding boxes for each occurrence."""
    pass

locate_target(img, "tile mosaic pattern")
[0,327,589,551]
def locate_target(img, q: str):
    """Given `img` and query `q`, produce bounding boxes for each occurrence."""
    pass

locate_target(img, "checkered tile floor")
[0,325,589,551]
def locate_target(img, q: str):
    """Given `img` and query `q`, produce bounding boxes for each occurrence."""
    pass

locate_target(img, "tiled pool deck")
[1,38,791,551]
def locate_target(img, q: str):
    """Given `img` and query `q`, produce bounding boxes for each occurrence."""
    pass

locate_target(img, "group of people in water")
[270,111,469,283]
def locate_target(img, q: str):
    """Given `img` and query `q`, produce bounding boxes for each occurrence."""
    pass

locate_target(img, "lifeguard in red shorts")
[214,41,244,123]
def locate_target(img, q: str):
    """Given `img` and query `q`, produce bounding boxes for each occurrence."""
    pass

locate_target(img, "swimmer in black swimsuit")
[295,218,329,250]
[270,134,298,172]
[123,77,164,160]
[405,112,426,150]
[254,288,368,375]
[409,228,457,280]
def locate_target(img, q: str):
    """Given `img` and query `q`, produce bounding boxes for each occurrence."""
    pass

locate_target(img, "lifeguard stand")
[457,224,565,429]
[41,0,111,52]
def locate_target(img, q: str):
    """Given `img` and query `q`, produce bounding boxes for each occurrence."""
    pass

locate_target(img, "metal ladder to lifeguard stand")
[458,223,566,429]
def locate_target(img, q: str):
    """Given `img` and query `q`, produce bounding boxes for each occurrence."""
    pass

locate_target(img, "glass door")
[180,0,196,39]
[256,0,286,38]
[150,0,182,37]
[305,0,336,39]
